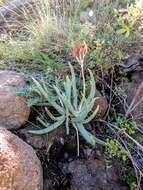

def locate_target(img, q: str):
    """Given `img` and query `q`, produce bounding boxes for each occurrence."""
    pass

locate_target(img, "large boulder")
[0,70,30,129]
[63,159,129,190]
[121,81,143,125]
[0,127,43,190]
[118,55,143,124]
[18,127,48,149]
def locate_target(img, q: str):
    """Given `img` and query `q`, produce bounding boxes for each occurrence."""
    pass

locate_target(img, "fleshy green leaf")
[45,107,63,121]
[83,105,99,123]
[64,76,72,101]
[32,77,64,114]
[69,63,78,109]
[29,116,65,135]
[77,123,105,146]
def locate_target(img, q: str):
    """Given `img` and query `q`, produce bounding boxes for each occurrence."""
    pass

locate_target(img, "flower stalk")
[72,41,88,98]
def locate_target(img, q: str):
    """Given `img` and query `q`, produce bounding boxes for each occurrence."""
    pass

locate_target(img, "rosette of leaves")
[29,63,105,147]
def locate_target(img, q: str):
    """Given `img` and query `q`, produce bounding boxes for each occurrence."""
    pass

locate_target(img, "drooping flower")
[79,41,88,59]
[72,41,88,65]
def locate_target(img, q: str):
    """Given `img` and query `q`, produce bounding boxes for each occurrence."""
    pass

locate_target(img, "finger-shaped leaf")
[29,116,65,135]
[68,63,78,109]
[78,89,86,111]
[45,107,63,121]
[76,123,96,145]
[76,123,106,146]
[37,117,49,128]
[32,77,64,114]
[73,98,96,123]
[62,93,77,116]
[64,76,72,101]
[66,109,69,135]
[83,105,99,123]
[54,85,76,116]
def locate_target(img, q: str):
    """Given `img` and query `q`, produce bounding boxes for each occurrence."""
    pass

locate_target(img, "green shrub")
[115,114,138,135]
[106,139,128,161]
[115,87,126,97]
[86,3,142,71]
[106,138,138,189]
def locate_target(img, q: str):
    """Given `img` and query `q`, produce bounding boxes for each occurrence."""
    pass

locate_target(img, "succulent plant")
[29,63,105,151]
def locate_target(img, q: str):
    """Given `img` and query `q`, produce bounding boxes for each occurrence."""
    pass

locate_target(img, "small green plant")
[86,2,142,71]
[106,138,138,189]
[115,114,138,135]
[116,4,143,37]
[115,86,126,97]
[106,139,128,161]
[105,112,141,189]
[29,63,105,154]
[123,165,138,190]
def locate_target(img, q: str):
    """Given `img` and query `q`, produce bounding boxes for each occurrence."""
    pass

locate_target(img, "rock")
[129,71,143,83]
[18,127,48,149]
[95,90,108,117]
[119,55,143,73]
[121,82,143,124]
[0,70,30,129]
[0,127,43,190]
[118,55,143,123]
[63,159,129,190]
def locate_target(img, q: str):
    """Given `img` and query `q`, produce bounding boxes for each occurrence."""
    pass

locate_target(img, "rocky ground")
[0,0,143,190]
[0,54,142,189]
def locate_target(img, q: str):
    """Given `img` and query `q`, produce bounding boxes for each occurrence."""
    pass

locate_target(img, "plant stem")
[81,62,86,98]
[73,123,80,157]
